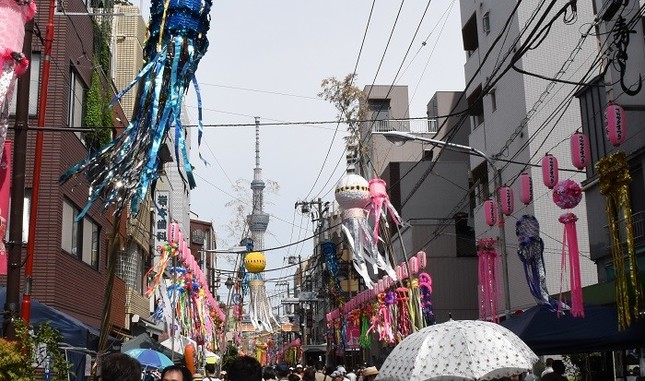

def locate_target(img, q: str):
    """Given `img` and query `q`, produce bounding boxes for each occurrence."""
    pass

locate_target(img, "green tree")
[318,74,368,173]
[84,64,113,148]
[0,321,71,381]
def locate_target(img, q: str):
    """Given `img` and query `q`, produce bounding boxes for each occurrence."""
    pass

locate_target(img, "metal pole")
[3,19,33,340]
[21,0,56,327]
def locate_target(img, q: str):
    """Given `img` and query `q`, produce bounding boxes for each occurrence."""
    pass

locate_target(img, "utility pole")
[2,20,33,339]
[294,198,329,363]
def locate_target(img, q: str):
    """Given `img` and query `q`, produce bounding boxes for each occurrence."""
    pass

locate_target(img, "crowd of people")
[98,352,379,381]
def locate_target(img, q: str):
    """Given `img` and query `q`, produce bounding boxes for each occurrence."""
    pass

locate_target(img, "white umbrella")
[375,319,538,381]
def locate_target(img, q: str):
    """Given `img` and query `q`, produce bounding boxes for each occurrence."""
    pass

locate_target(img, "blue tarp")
[501,303,645,355]
[0,286,101,349]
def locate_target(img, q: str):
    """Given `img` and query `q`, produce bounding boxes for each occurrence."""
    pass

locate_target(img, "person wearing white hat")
[361,367,379,381]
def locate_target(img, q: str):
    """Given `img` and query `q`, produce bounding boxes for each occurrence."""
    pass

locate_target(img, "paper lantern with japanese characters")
[605,103,626,147]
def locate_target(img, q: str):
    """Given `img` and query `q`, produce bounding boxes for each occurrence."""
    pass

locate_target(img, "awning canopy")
[501,303,645,355]
[0,286,105,350]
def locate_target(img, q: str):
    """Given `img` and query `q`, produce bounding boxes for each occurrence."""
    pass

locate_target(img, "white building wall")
[462,0,599,312]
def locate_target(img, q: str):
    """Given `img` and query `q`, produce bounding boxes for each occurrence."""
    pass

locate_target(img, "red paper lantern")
[498,186,514,216]
[484,199,498,226]
[605,103,626,147]
[570,131,590,170]
[542,154,559,189]
[519,172,533,205]
[167,221,180,243]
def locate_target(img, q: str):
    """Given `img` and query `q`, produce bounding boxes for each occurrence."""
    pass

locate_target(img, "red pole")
[20,0,55,324]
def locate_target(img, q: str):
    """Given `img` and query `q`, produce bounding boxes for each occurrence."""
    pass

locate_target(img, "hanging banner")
[0,141,12,275]
[154,190,170,251]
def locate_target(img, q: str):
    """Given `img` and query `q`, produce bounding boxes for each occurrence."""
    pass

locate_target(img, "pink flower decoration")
[552,179,583,209]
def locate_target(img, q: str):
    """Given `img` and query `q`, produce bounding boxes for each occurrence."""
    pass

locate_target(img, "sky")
[150,1,468,298]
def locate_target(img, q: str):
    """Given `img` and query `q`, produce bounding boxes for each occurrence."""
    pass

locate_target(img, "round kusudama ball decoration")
[335,173,370,210]
[244,251,266,273]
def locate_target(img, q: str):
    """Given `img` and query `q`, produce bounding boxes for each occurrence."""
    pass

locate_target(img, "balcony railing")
[603,211,645,251]
[371,119,437,134]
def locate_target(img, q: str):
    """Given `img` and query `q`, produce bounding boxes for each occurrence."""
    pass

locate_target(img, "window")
[482,11,490,34]
[8,52,41,115]
[68,69,86,138]
[462,13,479,55]
[489,89,497,112]
[62,200,99,269]
[467,85,485,130]
[471,162,489,206]
[428,118,438,133]
[368,99,391,132]
[576,76,607,176]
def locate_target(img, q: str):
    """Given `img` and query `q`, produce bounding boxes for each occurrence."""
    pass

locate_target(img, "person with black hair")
[542,360,567,381]
[264,366,278,381]
[204,363,220,381]
[276,363,291,381]
[226,356,262,381]
[161,365,193,381]
[100,352,142,381]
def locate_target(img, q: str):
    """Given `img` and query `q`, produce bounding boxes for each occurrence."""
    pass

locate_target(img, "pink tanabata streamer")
[559,212,585,317]
[477,238,499,322]
[368,178,401,242]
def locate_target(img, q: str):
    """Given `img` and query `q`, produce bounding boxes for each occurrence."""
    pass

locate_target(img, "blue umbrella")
[124,348,174,369]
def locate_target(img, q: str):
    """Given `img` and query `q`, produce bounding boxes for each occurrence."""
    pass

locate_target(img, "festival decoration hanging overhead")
[484,199,498,227]
[367,178,402,242]
[519,172,533,205]
[542,154,559,189]
[516,215,562,309]
[477,238,500,322]
[499,186,514,216]
[59,0,212,217]
[596,151,643,330]
[570,131,590,170]
[0,0,35,158]
[605,103,627,147]
[335,174,397,288]
[146,222,224,347]
[552,179,584,317]
[244,251,279,333]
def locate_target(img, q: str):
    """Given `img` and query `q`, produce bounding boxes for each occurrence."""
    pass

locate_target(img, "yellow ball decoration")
[244,251,266,273]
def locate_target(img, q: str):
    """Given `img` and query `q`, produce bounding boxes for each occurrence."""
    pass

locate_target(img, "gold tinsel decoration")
[596,151,643,329]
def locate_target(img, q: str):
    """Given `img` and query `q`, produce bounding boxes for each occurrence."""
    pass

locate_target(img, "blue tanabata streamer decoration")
[321,241,342,297]
[60,0,212,218]
[516,215,566,310]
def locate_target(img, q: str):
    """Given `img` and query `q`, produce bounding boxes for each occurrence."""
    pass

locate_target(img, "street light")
[380,130,511,319]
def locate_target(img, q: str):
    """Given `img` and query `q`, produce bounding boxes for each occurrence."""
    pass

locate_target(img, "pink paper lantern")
[409,257,419,274]
[542,154,559,189]
[570,131,590,170]
[484,199,497,226]
[417,251,427,269]
[377,279,385,293]
[519,173,533,205]
[401,264,408,279]
[167,222,180,243]
[384,275,392,289]
[395,265,403,280]
[498,186,514,216]
[605,103,627,147]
